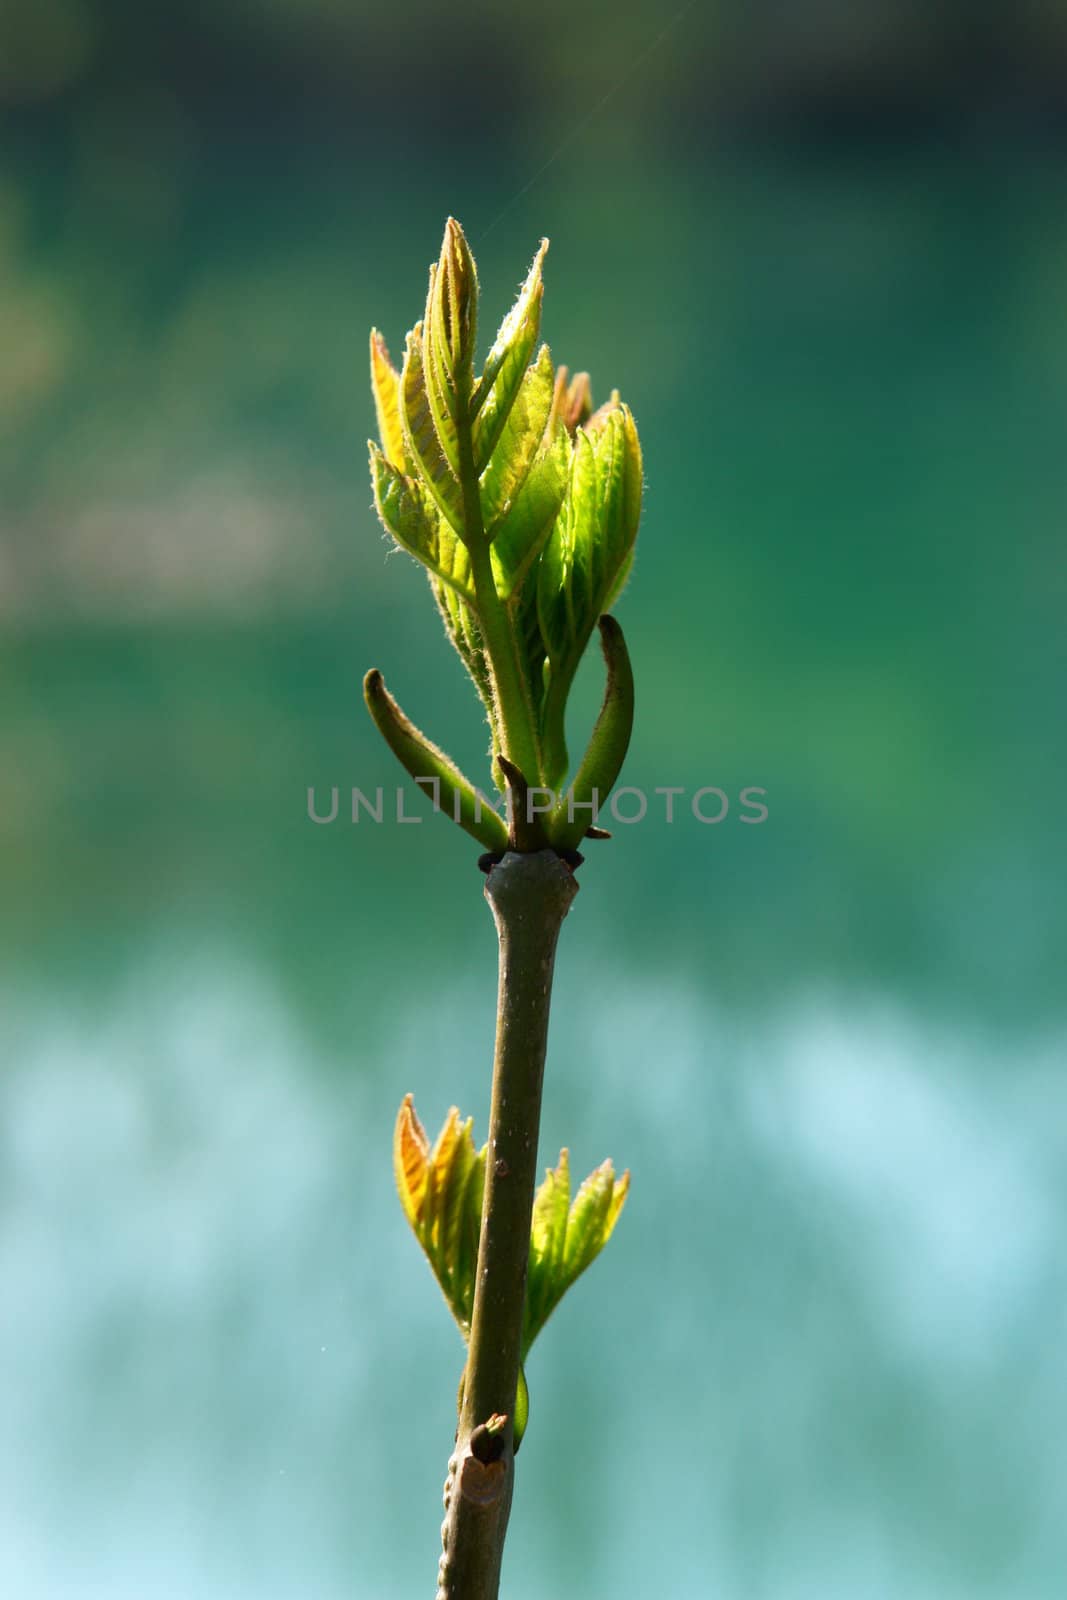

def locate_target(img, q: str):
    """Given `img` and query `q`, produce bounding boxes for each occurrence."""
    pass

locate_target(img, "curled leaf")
[364,670,508,852]
[547,614,634,851]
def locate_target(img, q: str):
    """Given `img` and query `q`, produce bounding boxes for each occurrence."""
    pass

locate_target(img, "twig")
[437,850,579,1599]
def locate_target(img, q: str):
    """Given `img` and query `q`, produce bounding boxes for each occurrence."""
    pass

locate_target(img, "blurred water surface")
[3,962,1065,1599]
[2,126,1066,1597]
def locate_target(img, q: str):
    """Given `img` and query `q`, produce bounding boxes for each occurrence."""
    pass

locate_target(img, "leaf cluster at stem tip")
[394,1094,629,1446]
[365,217,643,855]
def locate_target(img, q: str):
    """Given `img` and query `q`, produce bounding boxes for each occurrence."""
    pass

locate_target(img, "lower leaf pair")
[394,1094,629,1446]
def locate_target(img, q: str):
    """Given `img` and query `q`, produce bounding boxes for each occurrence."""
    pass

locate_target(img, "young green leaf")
[369,443,476,602]
[538,407,642,668]
[489,421,570,601]
[425,1107,476,1313]
[422,259,466,478]
[399,324,465,534]
[394,1095,488,1333]
[394,1092,430,1230]
[430,217,479,383]
[471,240,548,472]
[537,404,642,786]
[521,1149,630,1356]
[370,330,407,470]
[563,1159,627,1283]
[524,1149,571,1342]
[480,344,555,537]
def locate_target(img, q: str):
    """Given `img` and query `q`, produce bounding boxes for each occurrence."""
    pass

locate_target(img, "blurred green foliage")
[2,131,1064,1018]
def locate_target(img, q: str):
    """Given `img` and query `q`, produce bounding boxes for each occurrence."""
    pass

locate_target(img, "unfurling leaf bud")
[366,220,643,847]
[393,1094,486,1334]
[551,365,593,436]
[523,1147,630,1354]
[394,1095,629,1439]
[427,217,479,387]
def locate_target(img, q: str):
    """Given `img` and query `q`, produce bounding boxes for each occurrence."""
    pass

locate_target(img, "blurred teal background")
[2,3,1066,1596]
